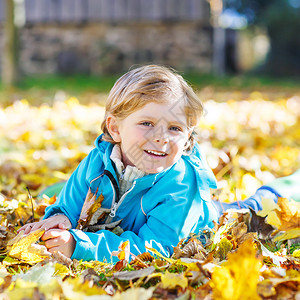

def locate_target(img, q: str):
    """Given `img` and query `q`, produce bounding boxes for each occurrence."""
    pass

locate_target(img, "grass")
[184,72,300,90]
[18,74,120,93]
[1,72,300,105]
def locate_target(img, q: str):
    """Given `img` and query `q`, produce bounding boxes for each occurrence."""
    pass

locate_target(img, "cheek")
[133,128,151,143]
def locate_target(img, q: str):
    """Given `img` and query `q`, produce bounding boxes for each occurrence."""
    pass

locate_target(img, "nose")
[153,132,169,144]
[152,124,170,145]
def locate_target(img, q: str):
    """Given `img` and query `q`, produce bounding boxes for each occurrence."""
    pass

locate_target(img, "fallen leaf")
[259,242,287,267]
[113,266,155,281]
[270,198,300,231]
[7,228,49,263]
[210,240,262,300]
[257,197,280,217]
[111,240,130,262]
[273,228,300,242]
[77,191,106,230]
[214,237,233,261]
[160,271,188,289]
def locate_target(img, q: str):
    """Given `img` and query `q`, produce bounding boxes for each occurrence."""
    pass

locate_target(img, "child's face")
[107,101,193,173]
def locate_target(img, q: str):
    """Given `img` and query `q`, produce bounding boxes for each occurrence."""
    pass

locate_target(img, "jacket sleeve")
[43,150,97,228]
[70,191,207,263]
[211,186,280,216]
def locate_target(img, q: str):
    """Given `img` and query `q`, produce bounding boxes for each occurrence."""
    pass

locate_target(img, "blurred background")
[1,0,300,87]
[0,0,299,204]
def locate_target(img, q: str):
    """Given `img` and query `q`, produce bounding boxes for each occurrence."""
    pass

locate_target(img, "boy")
[20,65,218,261]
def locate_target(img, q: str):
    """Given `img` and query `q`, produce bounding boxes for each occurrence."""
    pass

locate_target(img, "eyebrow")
[138,115,187,127]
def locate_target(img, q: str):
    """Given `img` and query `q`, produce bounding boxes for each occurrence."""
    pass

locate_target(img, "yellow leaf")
[117,240,130,261]
[211,240,262,300]
[111,240,130,262]
[266,211,282,228]
[292,249,300,258]
[112,287,154,300]
[273,228,300,242]
[54,263,70,277]
[267,198,300,231]
[77,192,106,229]
[8,228,49,263]
[61,277,107,299]
[161,272,188,289]
[215,238,233,261]
[257,197,280,217]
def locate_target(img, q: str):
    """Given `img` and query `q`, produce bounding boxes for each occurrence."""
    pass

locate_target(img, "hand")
[42,229,76,258]
[18,214,72,235]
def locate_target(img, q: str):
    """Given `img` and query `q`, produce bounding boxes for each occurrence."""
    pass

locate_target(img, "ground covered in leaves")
[0,91,300,299]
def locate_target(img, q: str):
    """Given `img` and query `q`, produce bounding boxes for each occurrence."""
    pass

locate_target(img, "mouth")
[144,150,167,157]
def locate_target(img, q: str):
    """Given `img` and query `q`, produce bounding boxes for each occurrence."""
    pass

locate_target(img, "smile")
[144,150,167,157]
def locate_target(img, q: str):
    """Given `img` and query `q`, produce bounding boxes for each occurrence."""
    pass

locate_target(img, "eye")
[140,121,153,127]
[169,126,182,132]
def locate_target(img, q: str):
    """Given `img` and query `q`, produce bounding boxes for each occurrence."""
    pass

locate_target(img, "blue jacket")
[44,134,218,262]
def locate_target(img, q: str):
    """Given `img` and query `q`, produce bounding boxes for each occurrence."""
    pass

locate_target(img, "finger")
[39,221,59,232]
[24,223,41,234]
[63,218,72,229]
[23,224,33,234]
[44,237,60,249]
[58,223,67,230]
[42,229,62,241]
[28,222,44,233]
[17,224,31,234]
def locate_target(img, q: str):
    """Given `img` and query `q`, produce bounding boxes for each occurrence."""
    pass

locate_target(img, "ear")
[106,114,121,143]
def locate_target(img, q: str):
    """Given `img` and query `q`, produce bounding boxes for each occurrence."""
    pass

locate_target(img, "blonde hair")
[101,65,203,152]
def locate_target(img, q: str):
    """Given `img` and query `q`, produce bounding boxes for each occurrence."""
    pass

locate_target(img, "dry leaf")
[214,237,233,261]
[257,197,280,217]
[269,197,300,231]
[160,272,188,289]
[231,222,248,241]
[111,240,130,262]
[210,240,262,300]
[8,228,49,263]
[77,190,106,230]
[113,266,155,281]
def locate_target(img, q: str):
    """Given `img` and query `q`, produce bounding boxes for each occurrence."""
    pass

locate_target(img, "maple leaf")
[267,197,300,231]
[210,240,262,300]
[160,271,188,289]
[257,197,279,217]
[7,228,50,263]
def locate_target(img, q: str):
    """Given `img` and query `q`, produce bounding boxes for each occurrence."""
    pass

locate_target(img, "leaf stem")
[26,186,35,221]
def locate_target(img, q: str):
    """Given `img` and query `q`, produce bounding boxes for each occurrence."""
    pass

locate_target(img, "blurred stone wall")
[13,22,212,75]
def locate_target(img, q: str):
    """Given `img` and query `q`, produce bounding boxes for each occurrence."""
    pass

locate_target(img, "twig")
[26,186,35,221]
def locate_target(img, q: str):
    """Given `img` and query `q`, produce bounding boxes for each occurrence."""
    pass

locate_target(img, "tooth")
[145,150,166,156]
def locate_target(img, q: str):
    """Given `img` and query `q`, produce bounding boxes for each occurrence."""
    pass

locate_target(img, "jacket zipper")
[107,181,137,221]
